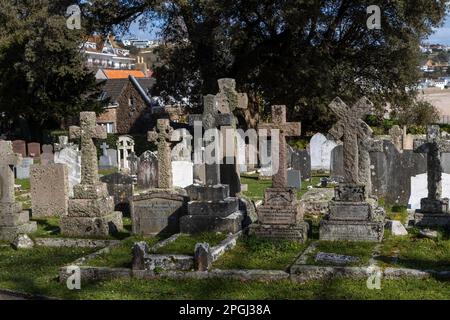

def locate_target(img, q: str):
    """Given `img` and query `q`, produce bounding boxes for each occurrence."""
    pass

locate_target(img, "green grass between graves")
[378,231,450,271]
[305,241,377,267]
[213,235,308,270]
[0,244,448,300]
[155,232,227,255]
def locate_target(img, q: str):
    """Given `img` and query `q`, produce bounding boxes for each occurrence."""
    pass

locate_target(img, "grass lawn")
[378,231,450,271]
[28,217,132,241]
[0,244,448,300]
[15,178,30,191]
[87,236,161,268]
[213,235,308,270]
[155,232,227,255]
[306,241,377,267]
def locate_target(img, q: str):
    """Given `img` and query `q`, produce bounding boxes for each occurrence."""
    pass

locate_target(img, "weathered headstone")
[127,152,139,177]
[413,125,450,227]
[107,149,118,167]
[54,144,81,197]
[131,119,188,236]
[289,146,311,180]
[310,133,338,171]
[60,112,123,236]
[287,169,302,189]
[100,172,134,214]
[370,140,427,206]
[137,151,158,189]
[30,164,69,217]
[117,135,135,173]
[249,105,309,242]
[41,145,54,166]
[319,97,385,242]
[389,125,404,152]
[330,145,344,179]
[15,157,33,179]
[0,141,37,241]
[12,140,26,157]
[27,142,41,158]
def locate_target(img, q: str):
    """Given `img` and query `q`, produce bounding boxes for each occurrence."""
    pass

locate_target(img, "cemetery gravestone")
[413,126,450,227]
[117,135,135,173]
[41,145,54,166]
[182,94,244,234]
[249,105,309,242]
[290,146,311,180]
[172,160,194,188]
[99,142,113,168]
[15,157,33,179]
[100,172,134,215]
[27,142,41,158]
[54,144,81,197]
[60,112,123,236]
[12,140,26,157]
[287,169,302,189]
[310,133,338,171]
[319,97,385,242]
[30,164,69,217]
[0,141,37,241]
[137,151,158,189]
[330,145,344,179]
[131,119,188,236]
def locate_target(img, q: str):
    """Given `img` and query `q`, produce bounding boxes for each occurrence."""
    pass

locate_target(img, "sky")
[124,13,450,44]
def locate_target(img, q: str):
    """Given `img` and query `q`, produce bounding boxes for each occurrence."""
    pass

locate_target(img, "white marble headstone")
[310,133,338,171]
[408,173,450,210]
[172,160,194,188]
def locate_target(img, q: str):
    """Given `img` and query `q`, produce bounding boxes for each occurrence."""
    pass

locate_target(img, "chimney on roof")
[136,56,148,76]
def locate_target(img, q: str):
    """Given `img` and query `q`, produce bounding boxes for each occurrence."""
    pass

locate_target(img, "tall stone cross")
[215,78,249,116]
[328,97,374,185]
[414,125,450,201]
[0,141,22,204]
[69,112,107,185]
[148,119,182,189]
[189,95,235,185]
[258,105,301,188]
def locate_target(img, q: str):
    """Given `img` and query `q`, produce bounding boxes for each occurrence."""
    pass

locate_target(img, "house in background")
[97,75,157,134]
[82,35,136,71]
[95,69,146,80]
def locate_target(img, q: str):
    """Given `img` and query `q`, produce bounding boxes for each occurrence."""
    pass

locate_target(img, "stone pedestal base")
[319,220,384,242]
[417,198,449,214]
[249,222,309,243]
[0,202,37,241]
[180,211,243,234]
[60,212,123,237]
[131,189,188,236]
[414,212,450,228]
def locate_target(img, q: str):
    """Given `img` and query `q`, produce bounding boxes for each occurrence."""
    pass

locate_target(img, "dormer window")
[129,97,135,109]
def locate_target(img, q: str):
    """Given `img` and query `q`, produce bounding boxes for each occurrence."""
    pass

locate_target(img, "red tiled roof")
[102,70,146,79]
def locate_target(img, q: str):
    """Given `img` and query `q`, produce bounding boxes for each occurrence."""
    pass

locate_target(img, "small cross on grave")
[69,112,107,185]
[148,119,182,189]
[0,141,22,204]
[258,105,301,188]
[328,97,373,185]
[414,125,450,211]
[215,78,248,115]
[100,142,109,157]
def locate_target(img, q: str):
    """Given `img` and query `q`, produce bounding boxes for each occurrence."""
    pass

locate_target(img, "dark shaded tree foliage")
[0,0,104,140]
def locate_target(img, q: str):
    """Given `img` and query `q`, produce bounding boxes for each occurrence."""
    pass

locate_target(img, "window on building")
[128,97,135,109]
[100,122,115,134]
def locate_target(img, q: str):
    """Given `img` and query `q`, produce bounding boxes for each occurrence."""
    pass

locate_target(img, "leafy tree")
[86,0,448,133]
[0,0,104,140]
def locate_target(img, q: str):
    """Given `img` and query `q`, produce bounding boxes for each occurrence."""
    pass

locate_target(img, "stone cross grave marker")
[148,119,182,189]
[0,141,22,203]
[258,105,301,188]
[328,97,374,185]
[190,95,235,186]
[414,125,450,212]
[69,112,107,186]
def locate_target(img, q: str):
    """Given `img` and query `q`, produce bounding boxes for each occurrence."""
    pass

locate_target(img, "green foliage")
[86,0,448,132]
[214,235,307,270]
[0,1,105,139]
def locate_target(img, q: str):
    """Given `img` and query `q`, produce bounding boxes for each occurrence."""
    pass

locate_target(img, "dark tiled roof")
[98,78,156,106]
